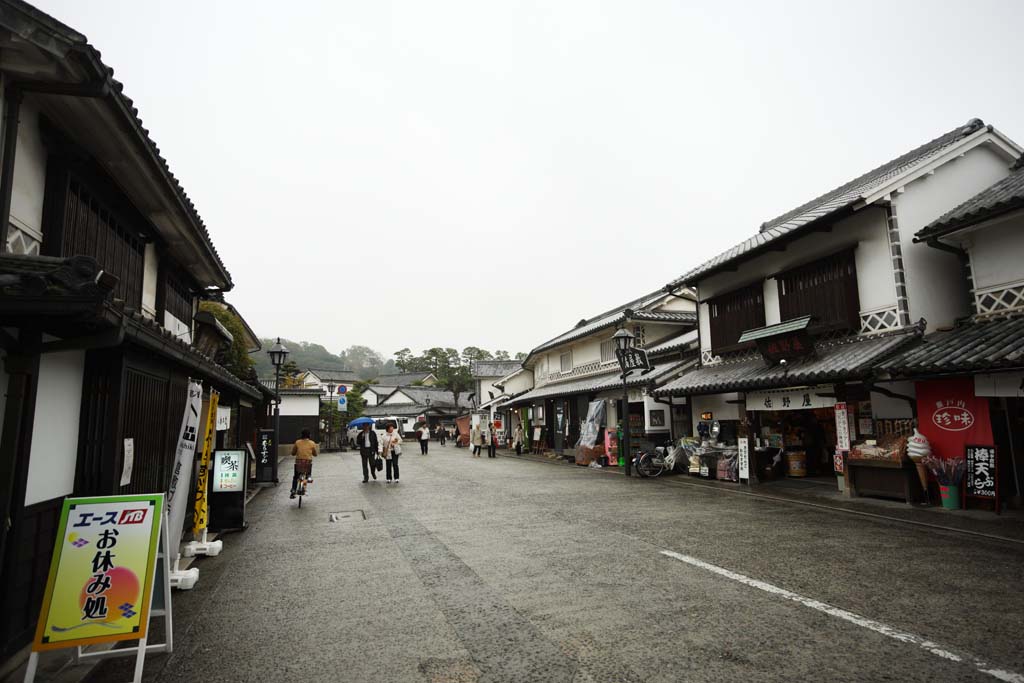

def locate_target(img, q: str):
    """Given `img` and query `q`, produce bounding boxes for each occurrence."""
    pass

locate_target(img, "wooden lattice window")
[58,177,145,309]
[777,249,860,334]
[709,283,765,354]
[163,270,194,325]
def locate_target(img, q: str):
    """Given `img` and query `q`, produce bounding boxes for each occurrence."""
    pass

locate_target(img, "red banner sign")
[915,378,993,460]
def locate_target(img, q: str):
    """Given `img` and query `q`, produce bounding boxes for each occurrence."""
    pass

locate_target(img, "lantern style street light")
[613,328,635,477]
[268,337,289,483]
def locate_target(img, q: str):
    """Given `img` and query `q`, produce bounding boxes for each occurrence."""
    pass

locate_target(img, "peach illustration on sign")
[78,567,140,622]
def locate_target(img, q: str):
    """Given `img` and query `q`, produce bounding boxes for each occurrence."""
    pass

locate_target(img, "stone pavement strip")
[75,443,1024,683]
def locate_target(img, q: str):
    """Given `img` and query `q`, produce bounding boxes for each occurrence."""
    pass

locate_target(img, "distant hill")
[251,339,396,379]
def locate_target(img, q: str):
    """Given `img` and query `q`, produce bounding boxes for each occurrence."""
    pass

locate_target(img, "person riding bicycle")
[290,429,319,499]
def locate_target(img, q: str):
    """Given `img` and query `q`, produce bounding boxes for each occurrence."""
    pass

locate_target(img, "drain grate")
[329,510,366,523]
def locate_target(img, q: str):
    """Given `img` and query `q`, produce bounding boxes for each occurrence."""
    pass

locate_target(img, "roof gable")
[917,156,1024,241]
[670,119,1022,287]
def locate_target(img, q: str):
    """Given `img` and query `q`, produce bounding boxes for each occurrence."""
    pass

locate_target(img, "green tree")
[460,346,493,366]
[278,359,303,388]
[437,364,473,410]
[198,301,256,380]
[514,352,527,360]
[494,350,510,360]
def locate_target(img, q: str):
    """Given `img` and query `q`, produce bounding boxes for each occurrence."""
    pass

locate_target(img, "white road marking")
[660,549,1023,683]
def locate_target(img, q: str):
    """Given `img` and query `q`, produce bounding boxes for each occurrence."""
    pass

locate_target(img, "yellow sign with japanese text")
[32,494,163,651]
[192,390,218,534]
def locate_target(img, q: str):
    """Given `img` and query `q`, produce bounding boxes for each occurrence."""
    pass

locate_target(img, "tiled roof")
[528,289,696,360]
[646,329,699,357]
[470,360,522,378]
[917,157,1024,241]
[384,386,473,409]
[363,402,464,418]
[654,329,920,396]
[669,119,991,287]
[306,368,361,383]
[1,0,232,288]
[508,359,693,405]
[881,316,1024,375]
[372,372,435,386]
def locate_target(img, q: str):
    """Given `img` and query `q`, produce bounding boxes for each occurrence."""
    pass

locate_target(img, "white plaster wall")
[363,391,379,406]
[142,244,158,318]
[503,371,534,396]
[698,302,712,353]
[690,393,742,434]
[763,279,781,326]
[870,381,916,419]
[966,213,1024,291]
[644,394,671,433]
[384,390,414,404]
[654,295,696,313]
[25,351,85,506]
[279,394,320,417]
[11,101,47,245]
[164,311,192,344]
[897,143,1013,331]
[478,377,504,402]
[847,207,898,313]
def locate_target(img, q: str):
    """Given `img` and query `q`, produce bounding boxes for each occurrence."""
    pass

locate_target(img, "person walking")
[381,423,403,482]
[487,424,497,458]
[470,423,483,457]
[289,429,319,499]
[513,423,524,456]
[453,424,461,448]
[356,423,379,483]
[418,423,430,455]
[437,425,447,446]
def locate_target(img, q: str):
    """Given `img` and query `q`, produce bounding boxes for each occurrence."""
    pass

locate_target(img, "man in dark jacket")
[356,424,379,483]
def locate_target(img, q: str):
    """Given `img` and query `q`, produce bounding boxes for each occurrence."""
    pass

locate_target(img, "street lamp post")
[268,337,290,484]
[613,328,635,477]
[326,381,337,451]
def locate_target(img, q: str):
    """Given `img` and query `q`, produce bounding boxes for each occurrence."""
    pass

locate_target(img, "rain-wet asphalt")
[87,442,1024,683]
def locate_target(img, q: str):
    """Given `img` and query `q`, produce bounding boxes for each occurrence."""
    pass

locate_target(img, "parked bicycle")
[634,442,695,478]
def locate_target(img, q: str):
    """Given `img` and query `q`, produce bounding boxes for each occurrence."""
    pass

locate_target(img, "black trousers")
[440,434,447,445]
[291,461,312,492]
[472,445,481,456]
[386,454,400,480]
[487,442,496,457]
[360,449,377,480]
[420,439,429,454]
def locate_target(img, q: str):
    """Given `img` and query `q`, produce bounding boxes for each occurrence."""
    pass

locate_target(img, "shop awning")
[654,328,920,396]
[507,358,694,406]
[478,394,511,411]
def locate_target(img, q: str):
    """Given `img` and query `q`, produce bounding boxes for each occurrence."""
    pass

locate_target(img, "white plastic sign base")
[169,568,199,591]
[181,539,222,557]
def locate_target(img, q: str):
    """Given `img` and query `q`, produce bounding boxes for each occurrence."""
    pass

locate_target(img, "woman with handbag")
[381,423,403,482]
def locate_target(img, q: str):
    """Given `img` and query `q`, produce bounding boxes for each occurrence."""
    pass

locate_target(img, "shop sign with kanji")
[33,494,163,651]
[931,399,975,432]
[212,450,245,492]
[615,347,650,373]
[747,385,836,412]
[965,445,998,499]
[755,330,814,365]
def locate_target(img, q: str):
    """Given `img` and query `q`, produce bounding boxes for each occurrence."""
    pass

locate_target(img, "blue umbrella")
[347,417,375,428]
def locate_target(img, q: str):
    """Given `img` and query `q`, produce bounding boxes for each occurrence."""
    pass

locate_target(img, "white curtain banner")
[166,381,203,550]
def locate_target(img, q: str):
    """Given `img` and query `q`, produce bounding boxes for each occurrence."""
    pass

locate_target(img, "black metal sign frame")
[254,429,275,484]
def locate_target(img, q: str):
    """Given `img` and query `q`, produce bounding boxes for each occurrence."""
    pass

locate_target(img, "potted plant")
[922,456,966,510]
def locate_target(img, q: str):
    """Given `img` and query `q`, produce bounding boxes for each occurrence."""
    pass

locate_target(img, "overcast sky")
[35,0,1024,359]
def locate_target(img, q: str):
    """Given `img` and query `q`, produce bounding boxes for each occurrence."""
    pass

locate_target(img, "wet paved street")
[91,443,1024,683]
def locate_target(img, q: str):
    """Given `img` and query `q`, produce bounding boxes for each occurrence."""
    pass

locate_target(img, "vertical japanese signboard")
[167,381,202,547]
[834,402,851,451]
[965,444,999,513]
[737,437,750,482]
[254,428,275,483]
[33,495,163,651]
[192,391,219,534]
